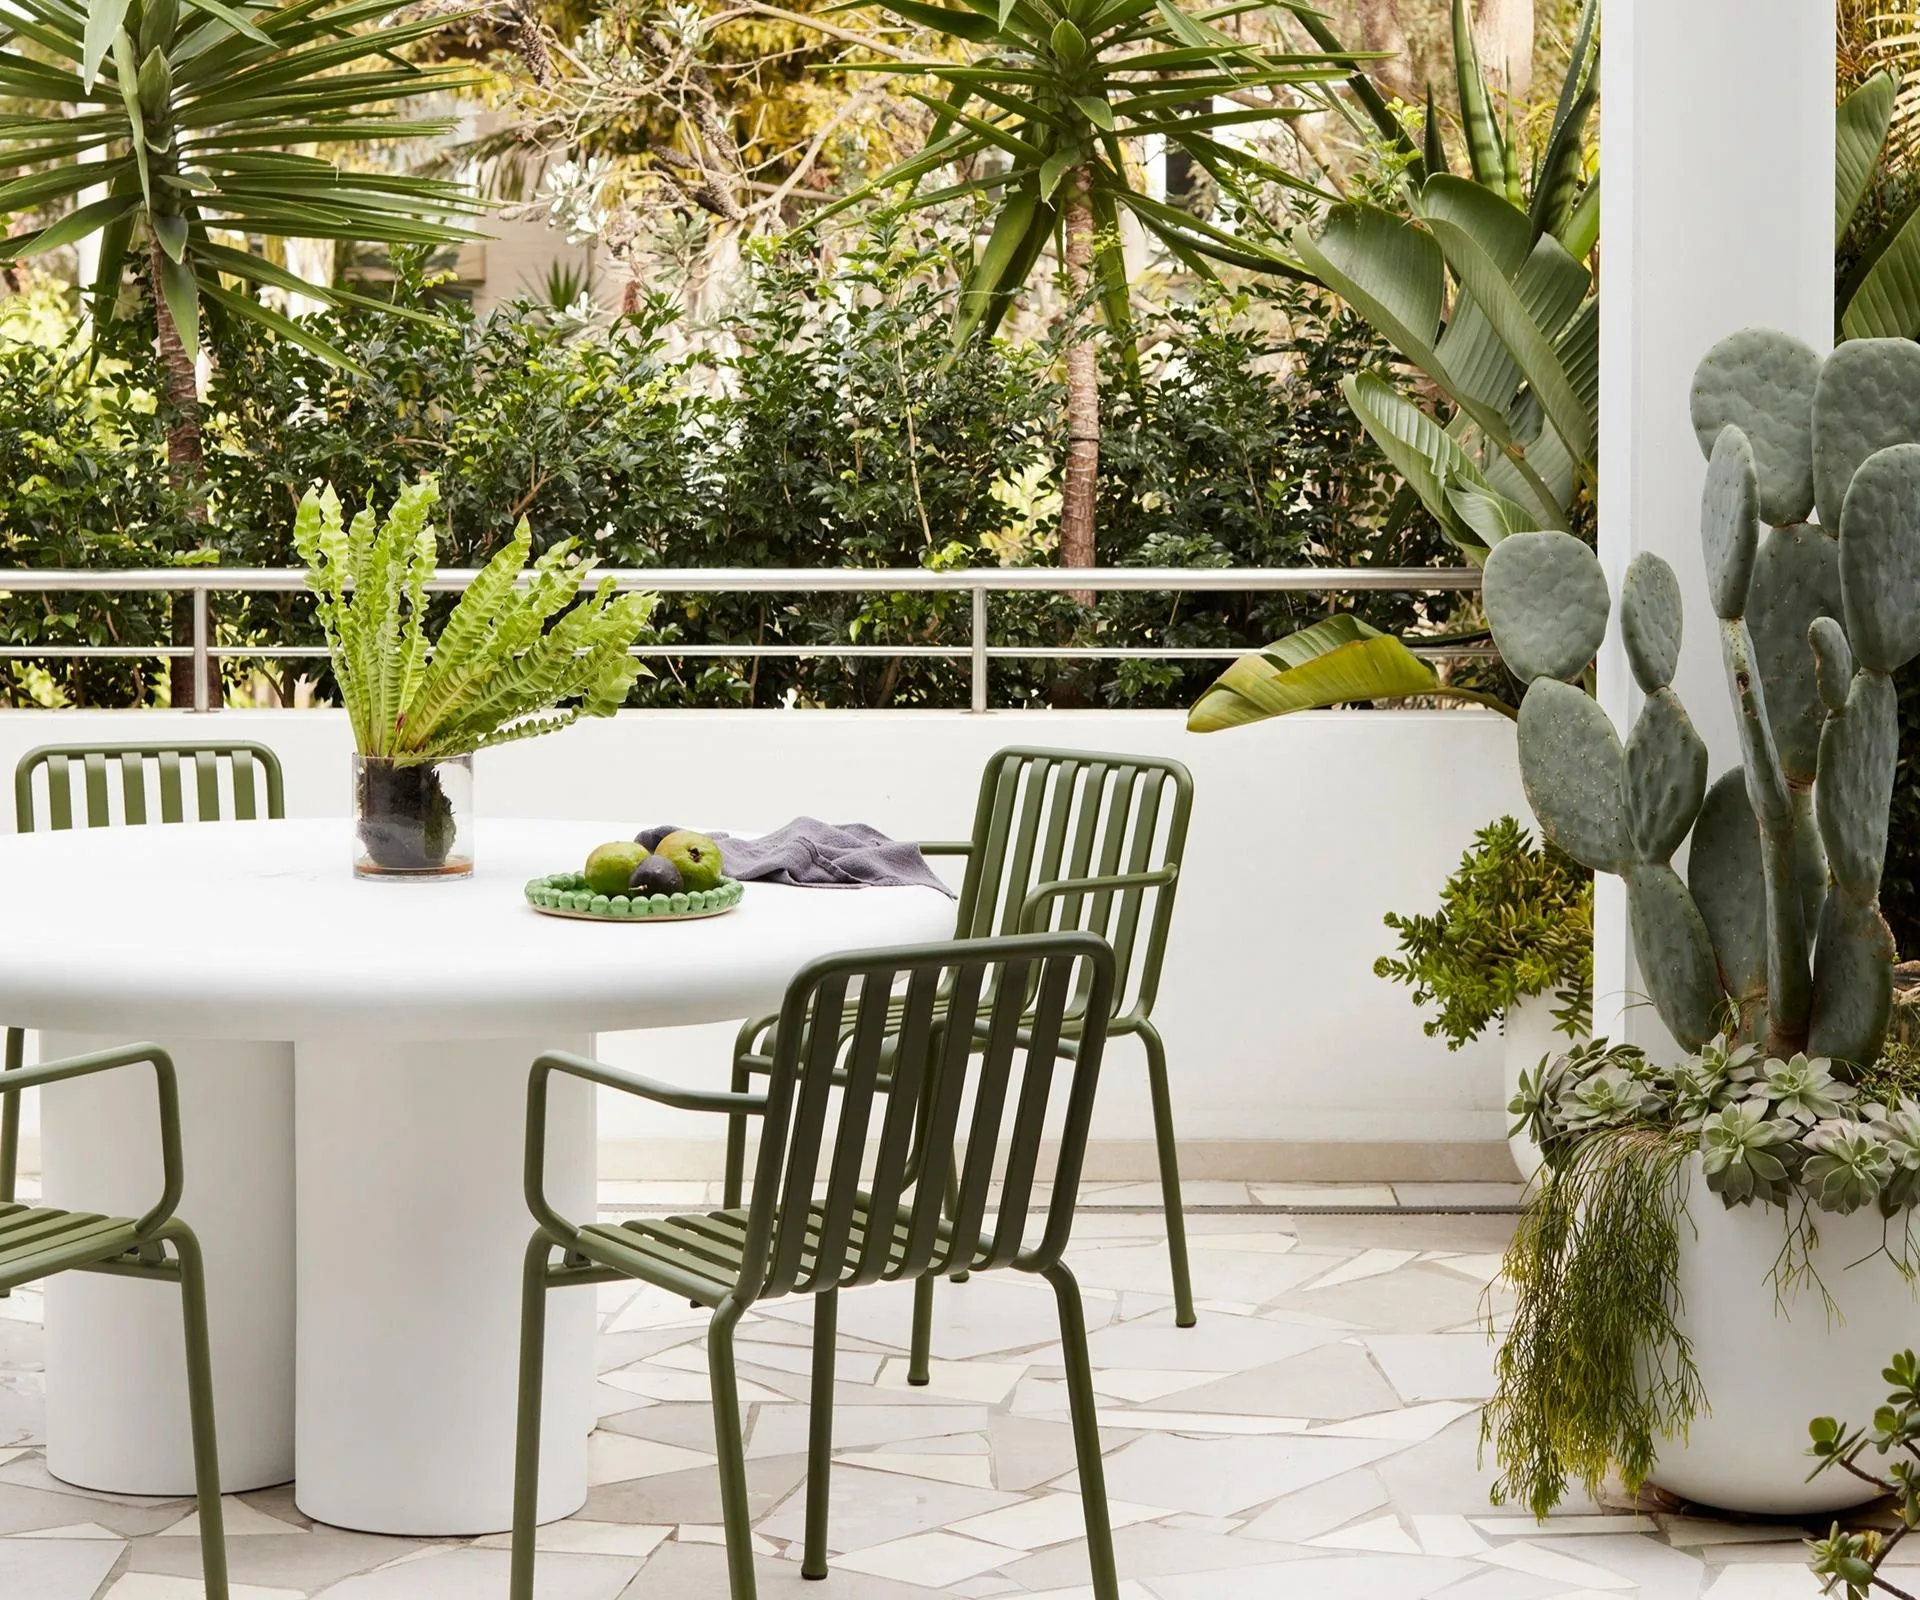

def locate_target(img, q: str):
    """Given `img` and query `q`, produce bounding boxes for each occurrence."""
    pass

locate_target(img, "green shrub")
[1375,815,1593,1049]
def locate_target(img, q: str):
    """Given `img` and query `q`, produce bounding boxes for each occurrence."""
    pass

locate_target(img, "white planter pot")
[1651,1157,1917,1514]
[1501,992,1570,1181]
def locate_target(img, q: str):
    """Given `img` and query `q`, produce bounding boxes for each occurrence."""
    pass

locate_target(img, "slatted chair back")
[952,748,1190,1022]
[16,740,285,831]
[735,932,1114,1306]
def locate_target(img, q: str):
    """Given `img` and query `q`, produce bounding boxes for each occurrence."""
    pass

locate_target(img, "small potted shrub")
[297,475,654,878]
[1377,816,1592,1176]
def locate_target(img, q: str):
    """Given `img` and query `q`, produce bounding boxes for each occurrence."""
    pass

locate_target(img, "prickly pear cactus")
[1483,331,1920,1066]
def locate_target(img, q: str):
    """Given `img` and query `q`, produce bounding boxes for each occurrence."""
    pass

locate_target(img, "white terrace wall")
[3,707,1525,1181]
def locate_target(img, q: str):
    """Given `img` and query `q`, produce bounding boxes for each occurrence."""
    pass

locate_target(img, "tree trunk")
[1474,0,1533,100]
[1058,173,1099,599]
[1354,0,1417,101]
[151,241,214,710]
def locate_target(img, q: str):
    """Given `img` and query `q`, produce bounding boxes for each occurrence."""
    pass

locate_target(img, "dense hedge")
[0,229,1459,710]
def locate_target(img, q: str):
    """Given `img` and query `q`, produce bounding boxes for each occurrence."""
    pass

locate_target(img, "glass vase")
[353,754,473,879]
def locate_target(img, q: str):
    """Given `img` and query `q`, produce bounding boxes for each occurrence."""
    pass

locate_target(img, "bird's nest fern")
[296,475,654,763]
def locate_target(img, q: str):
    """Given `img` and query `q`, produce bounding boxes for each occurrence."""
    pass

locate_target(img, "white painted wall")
[1594,0,1836,1051]
[1,708,1525,1179]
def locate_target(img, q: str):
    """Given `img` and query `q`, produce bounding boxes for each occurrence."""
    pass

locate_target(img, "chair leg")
[165,1222,229,1600]
[723,1061,751,1211]
[908,1161,969,1383]
[908,1275,934,1387]
[1139,1020,1195,1329]
[803,1288,837,1580]
[0,1026,22,1209]
[1043,1261,1118,1600]
[708,1298,758,1600]
[510,1233,554,1600]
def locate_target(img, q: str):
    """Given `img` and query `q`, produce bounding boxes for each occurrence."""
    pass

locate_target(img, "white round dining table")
[0,816,955,1535]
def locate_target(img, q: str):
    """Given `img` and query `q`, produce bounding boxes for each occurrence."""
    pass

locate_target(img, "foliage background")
[0,220,1460,712]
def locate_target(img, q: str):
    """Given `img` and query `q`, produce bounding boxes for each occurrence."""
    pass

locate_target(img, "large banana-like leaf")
[1838,72,1895,247]
[1841,197,1920,341]
[1187,614,1515,731]
[1343,371,1533,556]
[1425,215,1595,467]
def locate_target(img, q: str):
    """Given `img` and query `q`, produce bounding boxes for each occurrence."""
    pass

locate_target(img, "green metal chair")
[512,932,1123,1600]
[0,1042,228,1599]
[0,739,284,1206]
[723,747,1196,1344]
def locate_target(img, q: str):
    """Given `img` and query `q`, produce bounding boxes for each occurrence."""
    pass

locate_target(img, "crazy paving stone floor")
[0,1177,1870,1598]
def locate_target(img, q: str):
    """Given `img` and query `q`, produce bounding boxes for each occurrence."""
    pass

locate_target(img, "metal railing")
[0,565,1486,712]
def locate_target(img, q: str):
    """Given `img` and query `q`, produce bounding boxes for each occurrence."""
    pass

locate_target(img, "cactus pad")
[1623,863,1726,1053]
[1483,531,1611,684]
[1620,552,1683,693]
[1815,667,1898,902]
[1813,337,1920,529]
[1745,522,1843,783]
[1700,426,1761,619]
[1515,678,1633,872]
[1839,442,1920,674]
[1622,688,1708,862]
[1809,617,1854,712]
[1690,329,1820,526]
[1808,892,1896,1067]
[1688,769,1768,1019]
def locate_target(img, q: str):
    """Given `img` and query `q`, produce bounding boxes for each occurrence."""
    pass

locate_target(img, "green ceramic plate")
[525,872,744,922]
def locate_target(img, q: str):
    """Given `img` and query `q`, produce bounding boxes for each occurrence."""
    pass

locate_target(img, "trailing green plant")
[295,475,653,761]
[1805,1348,1920,1599]
[1489,1033,1920,1517]
[1482,1116,1697,1519]
[1375,816,1592,1050]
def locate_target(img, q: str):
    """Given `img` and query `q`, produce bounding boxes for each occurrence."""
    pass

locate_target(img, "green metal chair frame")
[0,1043,228,1599]
[722,747,1196,1346]
[0,739,284,1205]
[512,932,1123,1600]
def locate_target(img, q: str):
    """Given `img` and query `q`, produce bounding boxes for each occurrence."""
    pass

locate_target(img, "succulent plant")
[1483,331,1920,1067]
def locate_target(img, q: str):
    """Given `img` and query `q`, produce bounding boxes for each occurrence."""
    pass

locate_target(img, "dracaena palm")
[0,0,483,484]
[831,0,1358,570]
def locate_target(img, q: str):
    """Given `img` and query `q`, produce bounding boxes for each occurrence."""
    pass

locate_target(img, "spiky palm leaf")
[821,0,1365,342]
[0,0,484,366]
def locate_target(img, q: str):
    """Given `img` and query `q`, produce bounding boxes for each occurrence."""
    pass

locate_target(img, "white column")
[1594,0,1835,1052]
[293,1034,597,1536]
[40,1035,295,1494]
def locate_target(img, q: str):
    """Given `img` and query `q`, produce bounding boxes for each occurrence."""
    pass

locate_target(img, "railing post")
[191,586,212,713]
[970,586,988,713]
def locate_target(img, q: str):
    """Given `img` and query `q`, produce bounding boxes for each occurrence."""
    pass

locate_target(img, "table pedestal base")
[294,1034,596,1536]
[40,1033,296,1494]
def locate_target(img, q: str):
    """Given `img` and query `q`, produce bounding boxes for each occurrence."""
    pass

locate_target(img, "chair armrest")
[524,1050,769,1242]
[1018,866,1178,933]
[917,841,974,857]
[0,1041,181,1237]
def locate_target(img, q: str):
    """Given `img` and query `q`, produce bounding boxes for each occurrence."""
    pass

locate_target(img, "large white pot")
[1652,1156,1917,1514]
[1501,991,1569,1181]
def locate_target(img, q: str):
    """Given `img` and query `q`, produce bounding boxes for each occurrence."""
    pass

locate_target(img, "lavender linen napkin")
[708,818,955,897]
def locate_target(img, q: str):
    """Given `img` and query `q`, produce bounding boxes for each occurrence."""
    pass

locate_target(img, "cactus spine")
[1483,331,1920,1065]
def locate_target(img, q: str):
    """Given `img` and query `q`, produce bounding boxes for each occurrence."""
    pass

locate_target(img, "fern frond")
[299,479,651,761]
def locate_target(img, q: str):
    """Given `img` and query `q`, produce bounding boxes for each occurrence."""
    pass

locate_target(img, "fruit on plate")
[634,824,684,851]
[628,854,685,897]
[655,829,724,892]
[585,840,650,897]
